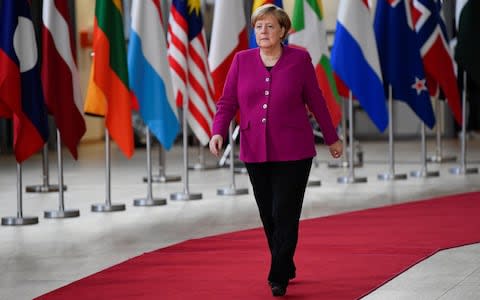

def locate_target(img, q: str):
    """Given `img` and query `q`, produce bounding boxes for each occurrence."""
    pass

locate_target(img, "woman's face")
[254,14,285,50]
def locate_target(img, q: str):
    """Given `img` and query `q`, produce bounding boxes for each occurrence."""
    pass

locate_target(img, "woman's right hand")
[209,134,224,157]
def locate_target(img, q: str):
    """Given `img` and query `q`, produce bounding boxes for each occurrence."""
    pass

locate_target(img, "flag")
[249,0,283,48]
[0,0,49,163]
[289,0,342,127]
[374,0,436,129]
[42,0,86,159]
[128,0,180,150]
[331,0,388,132]
[167,0,216,146]
[209,0,248,101]
[411,0,462,126]
[455,0,480,87]
[84,0,135,158]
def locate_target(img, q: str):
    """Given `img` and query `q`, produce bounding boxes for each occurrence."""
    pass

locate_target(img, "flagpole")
[450,71,478,175]
[327,97,362,169]
[217,122,249,196]
[91,129,127,211]
[188,142,219,170]
[2,163,39,226]
[427,98,456,163]
[134,127,167,206]
[378,85,407,181]
[410,122,440,178]
[338,91,367,184]
[328,99,349,169]
[143,146,181,183]
[26,144,66,193]
[218,125,247,174]
[170,96,202,201]
[44,130,80,218]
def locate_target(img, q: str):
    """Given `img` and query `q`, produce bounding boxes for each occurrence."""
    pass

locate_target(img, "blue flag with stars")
[374,0,435,128]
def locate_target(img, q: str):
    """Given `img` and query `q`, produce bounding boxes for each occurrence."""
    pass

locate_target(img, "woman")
[209,4,343,297]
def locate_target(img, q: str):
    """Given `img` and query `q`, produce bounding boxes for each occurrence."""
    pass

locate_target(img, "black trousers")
[467,84,480,131]
[245,158,312,286]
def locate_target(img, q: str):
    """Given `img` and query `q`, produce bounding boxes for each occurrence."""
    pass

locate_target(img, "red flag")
[208,0,248,101]
[42,0,86,159]
[412,0,462,125]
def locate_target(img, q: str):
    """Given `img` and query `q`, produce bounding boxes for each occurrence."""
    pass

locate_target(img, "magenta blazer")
[212,46,339,163]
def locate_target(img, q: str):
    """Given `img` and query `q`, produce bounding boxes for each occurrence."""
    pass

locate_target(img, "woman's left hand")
[329,140,343,159]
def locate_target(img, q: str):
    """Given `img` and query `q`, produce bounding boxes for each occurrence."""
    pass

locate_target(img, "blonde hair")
[251,4,291,41]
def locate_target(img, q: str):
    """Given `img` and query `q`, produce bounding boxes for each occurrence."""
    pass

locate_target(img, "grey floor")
[1,137,479,300]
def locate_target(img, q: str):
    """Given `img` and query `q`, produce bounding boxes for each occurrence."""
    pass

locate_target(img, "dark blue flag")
[374,0,435,128]
[0,0,49,162]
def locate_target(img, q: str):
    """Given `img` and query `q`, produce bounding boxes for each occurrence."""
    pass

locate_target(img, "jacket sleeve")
[302,51,339,145]
[211,53,240,140]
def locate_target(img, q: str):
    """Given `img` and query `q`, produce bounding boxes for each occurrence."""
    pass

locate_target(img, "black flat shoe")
[268,272,296,286]
[270,283,287,297]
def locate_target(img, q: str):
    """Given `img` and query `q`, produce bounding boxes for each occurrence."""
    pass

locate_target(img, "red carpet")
[36,191,480,299]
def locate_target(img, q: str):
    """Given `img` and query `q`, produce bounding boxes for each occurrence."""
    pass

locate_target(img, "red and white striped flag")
[208,0,248,101]
[167,0,215,146]
[42,0,85,159]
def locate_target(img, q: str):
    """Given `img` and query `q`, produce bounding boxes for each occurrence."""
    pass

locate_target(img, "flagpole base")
[217,186,249,196]
[2,216,38,226]
[91,203,126,212]
[133,198,167,206]
[26,184,67,193]
[377,172,408,181]
[188,163,219,171]
[143,175,181,183]
[307,179,321,187]
[449,166,479,175]
[337,176,368,184]
[409,170,440,178]
[328,161,361,169]
[234,167,248,174]
[44,209,80,219]
[170,192,202,201]
[427,155,457,163]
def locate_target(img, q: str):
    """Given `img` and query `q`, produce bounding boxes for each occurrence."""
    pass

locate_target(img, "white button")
[265,77,270,82]
[262,104,268,109]
[261,118,266,123]
[264,90,269,96]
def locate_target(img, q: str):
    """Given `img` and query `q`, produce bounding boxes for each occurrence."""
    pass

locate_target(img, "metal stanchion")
[91,129,126,212]
[328,99,349,168]
[44,130,80,218]
[135,128,167,206]
[143,145,181,183]
[2,164,39,226]
[217,122,249,196]
[328,99,361,169]
[450,72,478,175]
[170,102,202,200]
[219,125,238,166]
[427,99,456,163]
[189,143,219,170]
[410,123,440,178]
[26,144,66,193]
[338,92,367,184]
[378,85,407,181]
[218,125,247,174]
